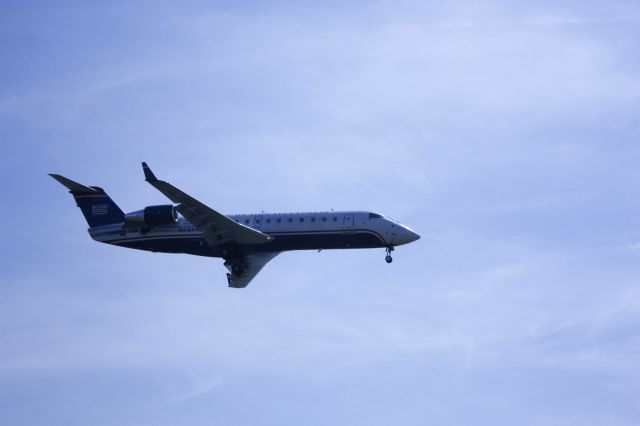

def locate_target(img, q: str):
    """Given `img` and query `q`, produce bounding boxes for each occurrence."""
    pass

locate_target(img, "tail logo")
[91,205,109,216]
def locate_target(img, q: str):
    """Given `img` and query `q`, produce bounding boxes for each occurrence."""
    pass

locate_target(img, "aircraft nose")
[395,227,420,245]
[406,229,420,243]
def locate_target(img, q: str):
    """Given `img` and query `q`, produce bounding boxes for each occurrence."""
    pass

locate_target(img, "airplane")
[49,163,420,288]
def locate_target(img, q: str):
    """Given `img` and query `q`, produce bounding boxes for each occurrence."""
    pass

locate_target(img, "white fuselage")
[89,210,420,257]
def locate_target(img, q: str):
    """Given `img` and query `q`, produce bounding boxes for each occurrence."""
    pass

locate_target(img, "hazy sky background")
[1,1,640,425]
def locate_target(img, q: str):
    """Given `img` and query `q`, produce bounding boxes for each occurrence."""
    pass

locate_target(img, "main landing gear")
[385,246,394,263]
[225,258,246,288]
[224,258,245,276]
[221,242,238,261]
[231,263,244,276]
[222,243,245,276]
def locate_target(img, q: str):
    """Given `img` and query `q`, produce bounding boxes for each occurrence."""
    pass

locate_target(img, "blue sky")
[1,1,640,425]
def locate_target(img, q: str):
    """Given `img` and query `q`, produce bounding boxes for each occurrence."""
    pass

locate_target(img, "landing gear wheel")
[231,263,244,276]
[221,242,238,261]
[385,246,394,264]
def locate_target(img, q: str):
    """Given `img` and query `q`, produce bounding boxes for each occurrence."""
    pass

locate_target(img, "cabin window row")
[235,216,340,225]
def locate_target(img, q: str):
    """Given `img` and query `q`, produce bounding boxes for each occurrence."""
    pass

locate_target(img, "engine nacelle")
[124,205,178,227]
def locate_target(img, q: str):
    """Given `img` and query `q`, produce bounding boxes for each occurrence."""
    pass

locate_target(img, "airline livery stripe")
[101,229,386,245]
[103,235,202,244]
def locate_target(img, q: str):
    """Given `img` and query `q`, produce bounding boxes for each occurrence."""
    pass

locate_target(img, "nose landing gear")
[385,246,394,263]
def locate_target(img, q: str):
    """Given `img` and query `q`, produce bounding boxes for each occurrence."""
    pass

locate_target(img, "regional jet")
[50,163,420,288]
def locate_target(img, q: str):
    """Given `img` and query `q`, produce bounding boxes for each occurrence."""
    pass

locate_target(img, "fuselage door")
[343,214,354,228]
[254,213,263,229]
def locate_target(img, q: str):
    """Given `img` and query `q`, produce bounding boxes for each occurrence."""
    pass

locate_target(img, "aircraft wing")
[141,163,273,246]
[225,252,280,288]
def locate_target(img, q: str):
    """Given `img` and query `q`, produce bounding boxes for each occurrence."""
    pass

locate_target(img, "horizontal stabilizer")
[49,174,97,194]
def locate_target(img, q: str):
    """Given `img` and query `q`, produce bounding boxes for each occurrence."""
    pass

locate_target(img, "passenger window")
[288,218,293,223]
[333,217,338,222]
[266,219,271,223]
[277,218,282,223]
[311,217,316,222]
[299,218,304,222]
[322,217,327,222]
[245,219,250,224]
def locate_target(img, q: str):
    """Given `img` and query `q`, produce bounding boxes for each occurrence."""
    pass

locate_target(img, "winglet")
[141,162,158,182]
[49,174,97,194]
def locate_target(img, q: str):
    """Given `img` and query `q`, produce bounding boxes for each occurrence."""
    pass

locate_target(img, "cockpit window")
[368,213,384,219]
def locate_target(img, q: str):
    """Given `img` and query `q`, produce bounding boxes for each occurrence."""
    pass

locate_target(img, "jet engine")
[124,205,178,227]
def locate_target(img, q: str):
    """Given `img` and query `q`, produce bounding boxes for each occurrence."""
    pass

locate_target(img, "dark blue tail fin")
[50,174,125,228]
